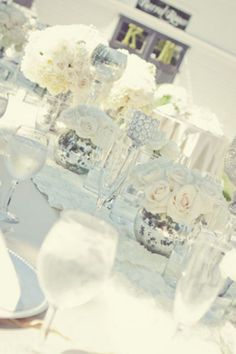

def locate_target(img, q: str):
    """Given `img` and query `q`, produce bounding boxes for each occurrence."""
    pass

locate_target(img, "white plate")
[0,250,47,319]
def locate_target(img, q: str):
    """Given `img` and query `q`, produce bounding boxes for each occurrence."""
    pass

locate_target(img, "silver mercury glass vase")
[134,208,190,258]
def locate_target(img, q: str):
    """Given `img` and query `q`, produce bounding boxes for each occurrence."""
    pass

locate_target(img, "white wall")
[35,0,236,140]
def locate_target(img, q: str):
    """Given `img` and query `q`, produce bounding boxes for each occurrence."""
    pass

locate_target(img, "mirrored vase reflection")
[91,44,127,82]
[134,208,190,258]
[54,129,98,175]
[89,44,127,105]
[54,104,117,176]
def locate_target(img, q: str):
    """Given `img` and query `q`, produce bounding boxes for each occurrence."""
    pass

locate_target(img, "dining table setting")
[0,2,235,354]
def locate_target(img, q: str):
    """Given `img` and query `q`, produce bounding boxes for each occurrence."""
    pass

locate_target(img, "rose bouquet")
[131,158,229,256]
[21,24,107,98]
[103,50,157,125]
[54,105,117,175]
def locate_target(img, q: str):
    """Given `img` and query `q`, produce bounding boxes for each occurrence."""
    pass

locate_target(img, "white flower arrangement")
[0,1,28,52]
[103,50,157,122]
[154,84,189,117]
[131,158,228,227]
[183,105,224,137]
[21,24,107,97]
[58,104,115,147]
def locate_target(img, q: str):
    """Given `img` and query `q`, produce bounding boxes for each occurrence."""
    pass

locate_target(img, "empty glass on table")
[173,229,230,330]
[33,210,118,353]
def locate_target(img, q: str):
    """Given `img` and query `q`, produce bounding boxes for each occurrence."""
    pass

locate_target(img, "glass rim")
[60,209,119,239]
[197,229,232,253]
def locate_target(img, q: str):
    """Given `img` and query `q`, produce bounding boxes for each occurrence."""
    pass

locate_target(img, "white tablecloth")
[159,115,228,176]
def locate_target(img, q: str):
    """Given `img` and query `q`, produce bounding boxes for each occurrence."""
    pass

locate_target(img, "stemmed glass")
[89,44,127,105]
[0,126,48,223]
[96,111,160,212]
[33,210,118,353]
[173,228,230,332]
[0,89,9,118]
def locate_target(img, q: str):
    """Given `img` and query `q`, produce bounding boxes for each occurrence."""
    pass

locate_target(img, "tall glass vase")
[95,110,160,213]
[96,134,140,211]
[35,92,71,133]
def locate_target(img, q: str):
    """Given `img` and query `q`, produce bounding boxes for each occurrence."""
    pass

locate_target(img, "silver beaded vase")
[54,129,98,175]
[134,208,189,258]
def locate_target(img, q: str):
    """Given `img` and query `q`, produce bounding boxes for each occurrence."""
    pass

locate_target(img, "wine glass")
[96,133,139,212]
[89,44,127,105]
[0,89,9,118]
[96,111,160,212]
[173,228,229,332]
[0,126,48,224]
[34,209,118,353]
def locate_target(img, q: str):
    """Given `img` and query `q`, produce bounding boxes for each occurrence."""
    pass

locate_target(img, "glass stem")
[2,180,18,213]
[39,305,57,347]
[172,322,183,339]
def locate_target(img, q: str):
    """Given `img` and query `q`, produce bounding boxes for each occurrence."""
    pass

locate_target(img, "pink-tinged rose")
[167,184,207,225]
[144,180,170,214]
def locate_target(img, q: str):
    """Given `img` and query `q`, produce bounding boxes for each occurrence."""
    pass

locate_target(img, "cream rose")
[143,180,170,214]
[167,184,206,225]
[219,249,236,281]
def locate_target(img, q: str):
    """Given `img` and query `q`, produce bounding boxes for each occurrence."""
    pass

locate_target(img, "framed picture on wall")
[110,15,189,83]
[13,0,33,8]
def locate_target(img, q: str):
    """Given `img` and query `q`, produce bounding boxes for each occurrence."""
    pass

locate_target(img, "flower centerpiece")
[21,24,107,130]
[54,105,117,175]
[0,1,29,56]
[154,83,189,117]
[131,158,228,257]
[103,50,157,126]
[21,24,107,99]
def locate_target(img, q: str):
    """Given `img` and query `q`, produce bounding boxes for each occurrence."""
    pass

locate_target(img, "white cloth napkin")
[0,230,21,312]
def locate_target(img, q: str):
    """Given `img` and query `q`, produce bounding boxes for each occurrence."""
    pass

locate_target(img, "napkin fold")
[0,230,21,312]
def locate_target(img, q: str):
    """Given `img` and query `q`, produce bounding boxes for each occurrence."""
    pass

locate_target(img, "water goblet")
[173,229,229,332]
[0,89,9,118]
[33,210,118,353]
[0,126,48,223]
[89,44,127,105]
[91,44,127,82]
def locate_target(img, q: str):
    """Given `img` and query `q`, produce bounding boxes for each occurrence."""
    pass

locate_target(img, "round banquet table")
[0,93,235,354]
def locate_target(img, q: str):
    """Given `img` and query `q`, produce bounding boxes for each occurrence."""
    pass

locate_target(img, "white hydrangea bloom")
[155,84,189,116]
[104,50,157,121]
[21,24,107,96]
